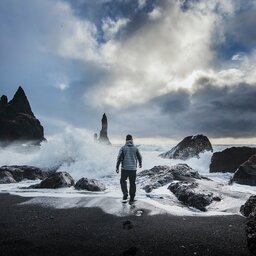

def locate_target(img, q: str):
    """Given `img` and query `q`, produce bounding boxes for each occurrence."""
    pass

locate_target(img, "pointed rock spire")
[9,86,34,116]
[98,113,111,144]
[0,86,44,145]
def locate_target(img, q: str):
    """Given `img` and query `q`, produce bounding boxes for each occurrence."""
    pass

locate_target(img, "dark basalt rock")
[168,181,215,211]
[0,165,50,182]
[98,113,111,145]
[240,196,256,218]
[241,196,256,255]
[29,172,74,189]
[159,134,213,160]
[210,147,256,173]
[75,178,106,191]
[246,217,256,255]
[138,164,206,193]
[0,86,45,145]
[231,155,256,186]
[0,170,16,184]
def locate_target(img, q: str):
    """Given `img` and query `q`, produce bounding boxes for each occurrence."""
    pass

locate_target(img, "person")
[116,134,142,203]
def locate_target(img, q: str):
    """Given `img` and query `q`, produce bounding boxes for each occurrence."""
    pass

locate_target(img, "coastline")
[0,193,250,256]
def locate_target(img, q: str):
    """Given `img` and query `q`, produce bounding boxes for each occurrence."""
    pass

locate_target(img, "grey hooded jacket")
[116,140,142,171]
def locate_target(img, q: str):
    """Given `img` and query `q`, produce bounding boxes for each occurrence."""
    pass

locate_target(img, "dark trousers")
[120,169,136,198]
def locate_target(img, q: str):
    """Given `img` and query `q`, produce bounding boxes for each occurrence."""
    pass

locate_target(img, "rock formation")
[98,113,111,144]
[240,195,256,217]
[159,134,213,160]
[75,178,106,191]
[29,172,74,189]
[231,155,256,186]
[0,165,51,183]
[137,164,208,193]
[240,196,256,255]
[168,181,217,211]
[0,86,45,145]
[210,147,256,173]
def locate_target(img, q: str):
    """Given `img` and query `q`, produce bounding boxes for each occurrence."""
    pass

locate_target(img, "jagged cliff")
[0,86,44,145]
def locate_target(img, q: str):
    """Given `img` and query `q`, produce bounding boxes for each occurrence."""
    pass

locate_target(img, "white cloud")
[138,0,147,9]
[54,83,69,90]
[102,17,130,41]
[85,0,218,108]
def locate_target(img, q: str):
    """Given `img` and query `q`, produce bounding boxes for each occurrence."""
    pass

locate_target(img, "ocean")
[0,127,255,216]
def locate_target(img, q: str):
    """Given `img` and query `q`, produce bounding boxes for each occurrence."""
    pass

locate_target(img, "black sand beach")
[0,193,250,256]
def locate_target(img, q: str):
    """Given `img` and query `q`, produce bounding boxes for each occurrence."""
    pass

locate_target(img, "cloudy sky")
[1,0,256,144]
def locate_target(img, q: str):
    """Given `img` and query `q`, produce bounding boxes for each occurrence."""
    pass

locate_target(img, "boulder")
[168,181,215,211]
[0,170,16,184]
[210,147,256,173]
[231,155,256,186]
[98,113,111,145]
[137,164,206,193]
[159,134,212,160]
[240,196,256,255]
[29,172,74,189]
[240,196,256,218]
[0,86,45,145]
[0,165,50,182]
[246,217,256,255]
[75,178,106,191]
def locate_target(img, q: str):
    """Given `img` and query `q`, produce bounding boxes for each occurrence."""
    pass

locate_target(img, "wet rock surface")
[240,196,256,218]
[0,165,50,183]
[240,196,256,255]
[159,134,213,160]
[0,170,16,184]
[29,172,74,189]
[168,181,216,211]
[210,147,256,173]
[232,155,256,186]
[138,164,206,193]
[75,178,106,191]
[246,217,256,255]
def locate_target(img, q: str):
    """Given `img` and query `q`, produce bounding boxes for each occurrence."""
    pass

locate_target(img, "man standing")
[116,134,142,203]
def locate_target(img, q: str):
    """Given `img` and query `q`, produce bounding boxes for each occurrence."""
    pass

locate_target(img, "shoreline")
[0,193,250,256]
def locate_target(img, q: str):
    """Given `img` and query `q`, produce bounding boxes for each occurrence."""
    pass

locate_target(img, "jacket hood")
[126,140,134,146]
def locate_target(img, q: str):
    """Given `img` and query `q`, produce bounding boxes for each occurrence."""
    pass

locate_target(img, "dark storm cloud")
[155,82,256,138]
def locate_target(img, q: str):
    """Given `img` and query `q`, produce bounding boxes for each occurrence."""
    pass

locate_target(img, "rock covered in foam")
[138,164,205,193]
[168,181,216,211]
[210,147,256,173]
[29,172,74,189]
[0,170,16,184]
[75,178,106,191]
[159,134,212,160]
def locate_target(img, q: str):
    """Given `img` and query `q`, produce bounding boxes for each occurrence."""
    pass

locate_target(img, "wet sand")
[0,193,250,256]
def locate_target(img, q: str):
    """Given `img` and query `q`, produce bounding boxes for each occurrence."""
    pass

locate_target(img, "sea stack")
[98,113,111,145]
[0,86,45,146]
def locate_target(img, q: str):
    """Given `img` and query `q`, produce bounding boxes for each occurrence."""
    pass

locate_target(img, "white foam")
[0,128,256,216]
